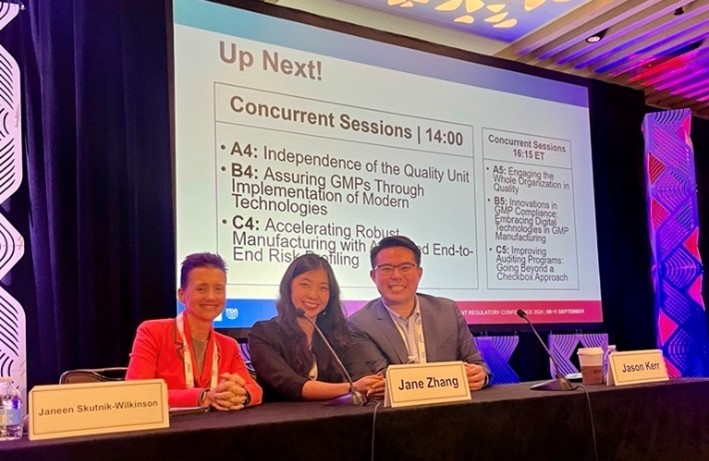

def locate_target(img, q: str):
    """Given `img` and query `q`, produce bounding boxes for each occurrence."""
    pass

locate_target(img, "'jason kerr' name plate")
[608,349,668,386]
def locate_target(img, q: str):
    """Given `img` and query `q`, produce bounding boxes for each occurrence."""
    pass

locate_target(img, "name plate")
[29,379,169,440]
[385,361,470,408]
[607,349,669,386]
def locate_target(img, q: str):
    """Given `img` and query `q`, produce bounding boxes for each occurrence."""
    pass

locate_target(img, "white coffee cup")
[577,347,604,384]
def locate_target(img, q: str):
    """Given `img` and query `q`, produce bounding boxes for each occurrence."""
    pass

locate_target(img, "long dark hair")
[276,253,350,377]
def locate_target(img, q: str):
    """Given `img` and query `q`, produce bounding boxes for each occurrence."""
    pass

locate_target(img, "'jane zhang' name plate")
[385,361,471,408]
[608,350,669,387]
[29,379,169,440]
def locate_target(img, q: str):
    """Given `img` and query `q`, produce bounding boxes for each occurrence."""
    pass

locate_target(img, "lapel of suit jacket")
[419,295,440,363]
[373,300,410,365]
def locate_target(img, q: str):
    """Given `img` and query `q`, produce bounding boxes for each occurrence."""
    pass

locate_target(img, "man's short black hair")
[370,235,421,268]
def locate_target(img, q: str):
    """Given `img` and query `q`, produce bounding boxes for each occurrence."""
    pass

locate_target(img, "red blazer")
[126,318,262,408]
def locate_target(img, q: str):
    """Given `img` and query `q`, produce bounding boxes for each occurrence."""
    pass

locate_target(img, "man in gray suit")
[349,235,490,394]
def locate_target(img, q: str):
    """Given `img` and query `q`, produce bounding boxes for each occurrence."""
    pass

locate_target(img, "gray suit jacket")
[348,293,491,379]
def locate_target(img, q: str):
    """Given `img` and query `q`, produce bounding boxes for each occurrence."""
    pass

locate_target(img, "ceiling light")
[435,0,461,11]
[487,4,506,13]
[454,15,475,24]
[465,0,485,13]
[524,0,545,11]
[485,12,509,23]
[585,29,607,43]
[494,19,518,28]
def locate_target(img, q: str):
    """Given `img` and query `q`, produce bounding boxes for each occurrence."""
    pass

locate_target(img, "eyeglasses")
[373,262,418,275]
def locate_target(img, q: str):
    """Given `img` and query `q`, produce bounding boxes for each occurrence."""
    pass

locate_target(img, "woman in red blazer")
[126,253,262,409]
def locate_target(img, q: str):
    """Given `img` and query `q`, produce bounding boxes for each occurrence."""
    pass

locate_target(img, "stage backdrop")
[0,2,26,404]
[644,109,709,377]
[1,0,701,388]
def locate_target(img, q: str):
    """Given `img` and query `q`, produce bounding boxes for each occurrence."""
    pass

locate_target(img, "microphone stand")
[517,309,576,391]
[296,308,366,406]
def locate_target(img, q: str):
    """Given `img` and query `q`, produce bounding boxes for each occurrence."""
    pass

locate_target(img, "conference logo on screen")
[225,307,239,320]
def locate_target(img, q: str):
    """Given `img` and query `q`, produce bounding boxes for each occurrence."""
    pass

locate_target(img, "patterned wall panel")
[476,335,520,385]
[548,333,608,378]
[644,109,707,377]
[0,2,26,403]
[239,342,254,373]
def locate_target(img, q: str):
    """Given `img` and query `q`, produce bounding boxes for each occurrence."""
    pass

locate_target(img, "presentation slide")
[172,0,602,327]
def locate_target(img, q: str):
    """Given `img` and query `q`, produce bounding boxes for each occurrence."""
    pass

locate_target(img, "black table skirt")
[2,379,708,461]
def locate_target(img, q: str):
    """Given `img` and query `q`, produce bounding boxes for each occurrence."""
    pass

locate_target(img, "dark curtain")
[0,0,704,388]
[693,117,709,338]
[509,82,657,381]
[0,0,174,389]
[588,81,656,351]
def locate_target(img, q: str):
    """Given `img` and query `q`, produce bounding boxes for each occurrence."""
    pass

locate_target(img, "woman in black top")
[249,253,383,401]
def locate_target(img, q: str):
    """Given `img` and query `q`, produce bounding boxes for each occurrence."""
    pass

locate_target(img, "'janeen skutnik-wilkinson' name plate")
[385,361,471,408]
[29,379,169,440]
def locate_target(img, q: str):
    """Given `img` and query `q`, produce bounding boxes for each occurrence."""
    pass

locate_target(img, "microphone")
[517,309,576,391]
[295,308,366,406]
